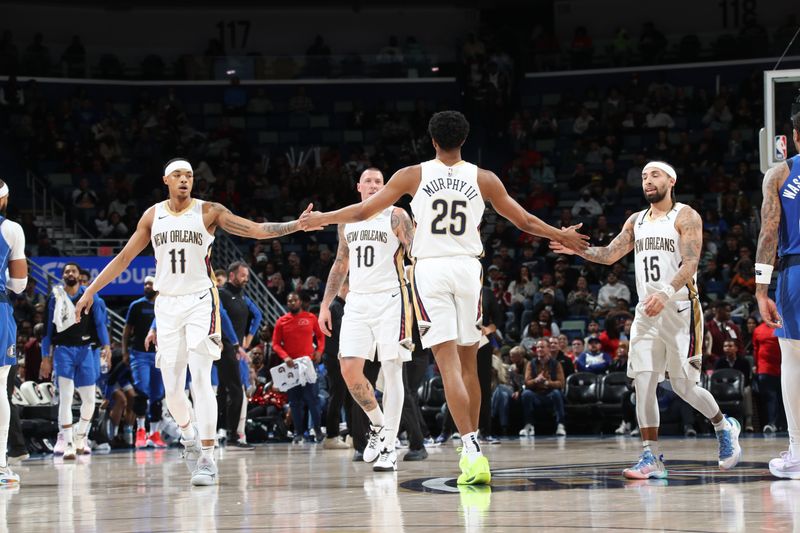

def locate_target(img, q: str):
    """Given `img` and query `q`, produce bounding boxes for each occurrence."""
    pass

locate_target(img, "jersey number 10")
[169,249,187,274]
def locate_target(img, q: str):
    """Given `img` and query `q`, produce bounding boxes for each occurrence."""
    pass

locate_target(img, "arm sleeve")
[41,294,55,355]
[92,295,110,346]
[245,297,263,337]
[219,307,239,344]
[312,316,326,354]
[150,318,157,331]
[272,320,289,360]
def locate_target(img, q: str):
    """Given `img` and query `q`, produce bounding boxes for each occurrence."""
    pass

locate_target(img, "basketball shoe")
[0,466,19,485]
[180,426,202,461]
[717,416,742,470]
[364,425,386,463]
[53,432,66,456]
[457,448,491,485]
[75,435,92,456]
[769,451,800,479]
[191,456,218,486]
[373,448,398,472]
[135,428,148,449]
[623,450,667,479]
[147,432,168,449]
[63,441,77,461]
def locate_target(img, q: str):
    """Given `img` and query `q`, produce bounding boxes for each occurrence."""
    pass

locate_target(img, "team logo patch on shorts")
[6,344,15,358]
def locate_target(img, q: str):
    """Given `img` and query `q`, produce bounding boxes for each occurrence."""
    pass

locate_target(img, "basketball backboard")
[761,69,800,173]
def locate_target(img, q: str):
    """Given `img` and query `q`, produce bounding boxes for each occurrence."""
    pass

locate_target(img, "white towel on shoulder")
[53,285,77,333]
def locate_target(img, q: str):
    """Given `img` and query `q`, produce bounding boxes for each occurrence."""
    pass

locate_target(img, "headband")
[164,160,193,176]
[642,161,677,181]
[0,183,7,198]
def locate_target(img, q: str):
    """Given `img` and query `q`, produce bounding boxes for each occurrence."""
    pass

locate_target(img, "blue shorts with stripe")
[776,264,800,340]
[0,301,17,367]
[130,350,165,400]
[53,345,99,387]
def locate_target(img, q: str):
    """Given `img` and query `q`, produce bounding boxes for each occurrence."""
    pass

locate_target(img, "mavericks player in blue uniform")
[756,98,800,479]
[122,276,166,449]
[41,263,111,460]
[0,180,28,484]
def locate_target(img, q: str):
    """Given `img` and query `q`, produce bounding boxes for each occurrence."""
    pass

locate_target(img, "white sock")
[76,417,91,439]
[63,426,74,444]
[642,440,658,455]
[461,432,482,455]
[137,417,146,430]
[365,406,385,427]
[201,445,214,460]
[150,420,161,434]
[713,417,732,432]
[180,422,196,441]
[380,359,404,449]
[0,367,9,468]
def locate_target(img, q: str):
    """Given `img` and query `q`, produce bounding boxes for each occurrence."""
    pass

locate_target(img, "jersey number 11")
[170,249,187,274]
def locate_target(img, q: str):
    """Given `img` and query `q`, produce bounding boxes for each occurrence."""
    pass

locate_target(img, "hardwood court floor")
[2,436,798,532]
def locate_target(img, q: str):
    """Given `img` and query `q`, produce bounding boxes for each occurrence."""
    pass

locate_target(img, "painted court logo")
[400,460,773,493]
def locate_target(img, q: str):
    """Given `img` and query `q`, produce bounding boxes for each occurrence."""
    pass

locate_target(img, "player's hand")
[313,351,322,364]
[101,345,112,366]
[556,224,590,251]
[144,329,157,351]
[74,292,95,322]
[757,294,782,329]
[285,357,295,367]
[237,345,249,361]
[549,240,578,255]
[318,306,333,336]
[298,204,326,231]
[243,334,253,349]
[39,357,53,380]
[642,291,668,317]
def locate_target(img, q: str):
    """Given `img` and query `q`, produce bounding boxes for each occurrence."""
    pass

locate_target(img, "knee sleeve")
[188,353,217,441]
[160,364,192,428]
[381,359,405,446]
[670,377,720,420]
[633,372,660,429]
[58,377,75,427]
[77,386,96,421]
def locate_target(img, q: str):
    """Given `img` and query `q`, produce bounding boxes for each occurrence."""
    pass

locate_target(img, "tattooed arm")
[669,207,702,291]
[552,213,636,265]
[391,206,415,255]
[318,224,350,336]
[755,163,789,327]
[205,202,314,239]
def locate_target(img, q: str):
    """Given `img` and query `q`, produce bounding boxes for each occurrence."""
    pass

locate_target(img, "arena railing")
[27,171,94,240]
[26,258,126,344]
[211,232,286,326]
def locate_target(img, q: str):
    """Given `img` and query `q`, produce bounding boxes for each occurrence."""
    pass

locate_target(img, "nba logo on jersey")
[776,135,787,161]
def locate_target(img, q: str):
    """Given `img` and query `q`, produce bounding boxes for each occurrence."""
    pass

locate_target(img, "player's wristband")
[755,263,774,285]
[658,285,675,299]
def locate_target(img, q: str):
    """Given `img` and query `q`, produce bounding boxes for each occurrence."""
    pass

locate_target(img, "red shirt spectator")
[272,301,325,365]
[705,302,743,366]
[752,322,781,376]
[23,328,43,382]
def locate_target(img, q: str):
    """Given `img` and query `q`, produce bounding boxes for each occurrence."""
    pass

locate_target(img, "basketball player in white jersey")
[318,168,414,472]
[74,158,315,486]
[302,111,588,484]
[552,161,742,479]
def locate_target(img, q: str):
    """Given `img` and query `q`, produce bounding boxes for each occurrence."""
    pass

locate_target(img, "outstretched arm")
[207,202,314,239]
[318,224,350,336]
[302,167,419,227]
[76,208,155,320]
[755,164,788,328]
[479,170,589,250]
[551,213,637,264]
[391,206,415,255]
[667,208,702,292]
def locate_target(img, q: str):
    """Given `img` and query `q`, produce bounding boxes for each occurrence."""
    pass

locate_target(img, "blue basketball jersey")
[0,216,12,291]
[778,155,800,257]
[0,216,16,366]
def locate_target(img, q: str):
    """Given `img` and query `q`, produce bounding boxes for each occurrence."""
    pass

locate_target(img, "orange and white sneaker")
[135,428,148,449]
[147,432,167,449]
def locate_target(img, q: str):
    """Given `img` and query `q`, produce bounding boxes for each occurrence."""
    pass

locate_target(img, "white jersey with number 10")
[150,199,215,296]
[410,159,485,259]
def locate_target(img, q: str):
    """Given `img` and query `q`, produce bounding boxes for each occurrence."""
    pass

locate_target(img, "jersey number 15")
[642,256,660,283]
